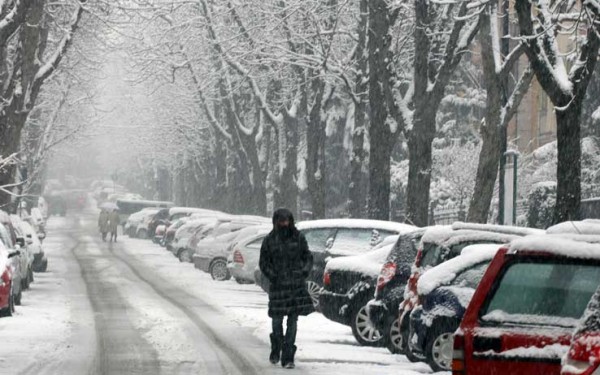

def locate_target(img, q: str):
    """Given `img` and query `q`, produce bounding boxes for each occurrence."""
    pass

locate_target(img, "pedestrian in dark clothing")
[259,208,314,369]
[108,209,120,242]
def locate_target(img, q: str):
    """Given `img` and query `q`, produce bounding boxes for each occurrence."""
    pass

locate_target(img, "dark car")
[319,232,420,347]
[254,219,416,310]
[407,244,500,371]
[365,229,426,353]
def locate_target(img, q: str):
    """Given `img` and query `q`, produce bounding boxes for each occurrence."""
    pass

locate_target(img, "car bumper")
[0,283,9,309]
[228,262,255,282]
[366,299,391,332]
[407,308,427,358]
[193,255,211,272]
[319,291,351,325]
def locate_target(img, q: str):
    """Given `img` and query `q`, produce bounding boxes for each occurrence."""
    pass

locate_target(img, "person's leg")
[270,316,284,364]
[282,314,298,368]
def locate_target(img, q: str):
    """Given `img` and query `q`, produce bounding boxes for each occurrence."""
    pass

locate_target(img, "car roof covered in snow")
[169,207,221,215]
[422,227,521,248]
[452,222,544,236]
[325,243,395,277]
[546,220,600,235]
[418,244,501,296]
[509,235,600,259]
[296,219,416,234]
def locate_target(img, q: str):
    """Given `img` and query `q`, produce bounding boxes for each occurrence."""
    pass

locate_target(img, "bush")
[526,182,556,229]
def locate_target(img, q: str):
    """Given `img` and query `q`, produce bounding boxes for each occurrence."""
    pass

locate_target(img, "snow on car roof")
[509,235,600,259]
[296,219,416,234]
[325,243,395,278]
[442,230,520,247]
[418,244,501,296]
[420,225,454,244]
[547,220,600,235]
[452,222,544,236]
[169,207,221,215]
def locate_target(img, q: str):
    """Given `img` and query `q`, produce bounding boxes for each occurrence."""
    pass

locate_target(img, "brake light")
[452,333,465,375]
[323,271,331,286]
[563,335,600,375]
[414,249,423,267]
[233,250,244,265]
[376,262,396,292]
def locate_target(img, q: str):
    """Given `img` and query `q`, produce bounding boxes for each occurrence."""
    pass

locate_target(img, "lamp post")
[501,150,519,225]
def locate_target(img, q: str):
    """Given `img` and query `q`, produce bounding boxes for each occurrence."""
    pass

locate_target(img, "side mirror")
[325,237,334,250]
[16,237,25,248]
[8,250,20,258]
[38,232,46,241]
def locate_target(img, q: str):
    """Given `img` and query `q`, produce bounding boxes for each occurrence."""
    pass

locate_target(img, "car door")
[302,228,337,284]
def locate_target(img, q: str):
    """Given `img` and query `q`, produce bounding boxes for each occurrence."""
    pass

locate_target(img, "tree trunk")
[554,101,583,223]
[405,112,435,227]
[367,0,394,220]
[306,81,327,219]
[467,121,501,223]
[348,0,368,218]
[274,114,298,215]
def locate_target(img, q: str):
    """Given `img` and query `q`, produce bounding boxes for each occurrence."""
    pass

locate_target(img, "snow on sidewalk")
[120,236,445,375]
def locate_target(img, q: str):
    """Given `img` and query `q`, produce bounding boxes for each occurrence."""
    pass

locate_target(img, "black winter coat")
[259,230,315,317]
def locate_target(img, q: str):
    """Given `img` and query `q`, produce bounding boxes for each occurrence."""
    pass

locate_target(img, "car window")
[420,243,447,269]
[390,233,421,265]
[452,262,489,289]
[329,228,374,255]
[482,261,600,325]
[302,228,336,252]
[247,237,264,249]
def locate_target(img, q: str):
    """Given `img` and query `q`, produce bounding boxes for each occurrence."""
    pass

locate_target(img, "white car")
[125,208,160,237]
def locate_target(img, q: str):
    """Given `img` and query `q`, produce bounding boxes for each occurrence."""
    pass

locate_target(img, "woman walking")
[98,209,109,241]
[108,209,120,242]
[259,208,314,369]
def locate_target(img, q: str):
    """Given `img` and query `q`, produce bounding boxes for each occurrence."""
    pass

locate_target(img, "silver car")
[227,231,269,284]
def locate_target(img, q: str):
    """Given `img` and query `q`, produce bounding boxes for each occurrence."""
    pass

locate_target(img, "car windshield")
[329,228,375,255]
[481,260,600,327]
[302,228,336,253]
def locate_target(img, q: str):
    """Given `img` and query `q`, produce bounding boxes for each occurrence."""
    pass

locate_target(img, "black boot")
[281,343,297,369]
[269,333,282,364]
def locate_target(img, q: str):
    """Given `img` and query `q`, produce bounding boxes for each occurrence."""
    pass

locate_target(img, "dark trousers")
[110,231,117,242]
[272,314,298,345]
[101,232,107,241]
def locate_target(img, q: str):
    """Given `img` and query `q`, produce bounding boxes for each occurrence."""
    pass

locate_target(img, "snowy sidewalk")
[118,235,444,375]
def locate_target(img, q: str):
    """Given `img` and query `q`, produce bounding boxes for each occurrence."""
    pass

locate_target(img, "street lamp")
[500,150,519,225]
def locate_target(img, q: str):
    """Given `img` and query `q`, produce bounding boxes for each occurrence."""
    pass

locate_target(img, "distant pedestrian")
[108,209,120,242]
[259,208,314,369]
[98,209,109,241]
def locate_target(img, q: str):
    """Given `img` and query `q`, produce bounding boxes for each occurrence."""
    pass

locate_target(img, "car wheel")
[40,259,48,272]
[425,325,456,372]
[14,290,22,306]
[351,304,384,346]
[210,259,231,281]
[178,249,192,263]
[235,278,253,285]
[386,317,403,354]
[306,280,322,310]
[28,268,34,284]
[0,293,15,317]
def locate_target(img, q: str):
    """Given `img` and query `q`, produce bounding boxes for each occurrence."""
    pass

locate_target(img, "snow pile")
[482,310,580,328]
[509,235,600,260]
[297,219,415,234]
[325,243,395,277]
[451,222,543,236]
[417,244,499,296]
[547,220,600,235]
[420,225,454,245]
[476,343,569,360]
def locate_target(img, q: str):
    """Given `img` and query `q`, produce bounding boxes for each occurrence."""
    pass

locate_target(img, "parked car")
[0,241,20,317]
[164,217,191,249]
[136,209,163,239]
[398,224,539,358]
[147,207,224,240]
[191,220,271,277]
[453,234,600,375]
[9,215,34,289]
[116,199,173,225]
[366,229,427,353]
[171,218,217,258]
[17,220,47,272]
[125,208,160,238]
[255,219,417,309]
[0,223,22,308]
[319,235,401,347]
[228,229,272,284]
[562,285,600,375]
[407,244,500,371]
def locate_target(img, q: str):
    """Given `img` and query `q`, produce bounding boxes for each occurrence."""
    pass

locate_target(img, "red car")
[562,285,600,375]
[453,235,600,375]
[0,241,16,317]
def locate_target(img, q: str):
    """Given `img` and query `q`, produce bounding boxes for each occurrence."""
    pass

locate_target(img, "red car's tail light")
[563,335,600,375]
[0,269,9,288]
[376,262,396,292]
[452,333,466,375]
[323,271,331,287]
[414,248,423,267]
[233,250,244,265]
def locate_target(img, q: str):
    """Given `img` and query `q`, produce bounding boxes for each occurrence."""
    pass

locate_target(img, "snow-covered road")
[0,210,446,375]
